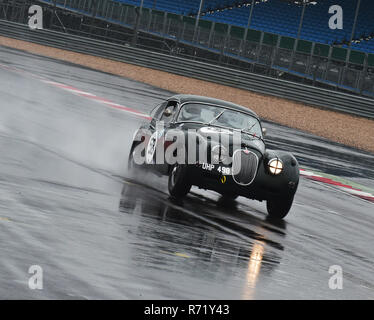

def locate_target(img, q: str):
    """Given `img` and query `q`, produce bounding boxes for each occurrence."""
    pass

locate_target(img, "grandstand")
[117,0,374,54]
[5,0,373,95]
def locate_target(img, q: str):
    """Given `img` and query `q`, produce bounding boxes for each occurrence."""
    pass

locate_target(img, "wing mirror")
[262,128,267,136]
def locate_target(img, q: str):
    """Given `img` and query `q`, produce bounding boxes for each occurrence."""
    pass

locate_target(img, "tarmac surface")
[0,45,373,299]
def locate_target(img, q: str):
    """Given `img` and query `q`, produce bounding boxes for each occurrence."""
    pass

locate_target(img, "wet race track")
[0,45,374,299]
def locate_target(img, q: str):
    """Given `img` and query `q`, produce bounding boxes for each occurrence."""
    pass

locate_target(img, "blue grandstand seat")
[116,0,374,54]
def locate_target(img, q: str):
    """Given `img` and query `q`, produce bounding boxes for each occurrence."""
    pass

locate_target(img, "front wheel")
[266,195,294,219]
[168,164,192,198]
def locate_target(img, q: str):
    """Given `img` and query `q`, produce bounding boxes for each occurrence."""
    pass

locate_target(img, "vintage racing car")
[128,95,299,219]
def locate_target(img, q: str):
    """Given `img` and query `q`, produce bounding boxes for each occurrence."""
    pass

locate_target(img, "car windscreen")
[177,103,262,138]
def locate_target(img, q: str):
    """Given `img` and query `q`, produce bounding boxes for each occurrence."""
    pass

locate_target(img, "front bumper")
[188,160,299,201]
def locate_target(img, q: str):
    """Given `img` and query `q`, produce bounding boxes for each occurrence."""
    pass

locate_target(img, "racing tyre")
[266,195,294,219]
[128,142,142,173]
[128,150,135,171]
[168,164,192,198]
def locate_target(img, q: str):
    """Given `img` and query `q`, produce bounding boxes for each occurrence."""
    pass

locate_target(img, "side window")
[160,101,178,124]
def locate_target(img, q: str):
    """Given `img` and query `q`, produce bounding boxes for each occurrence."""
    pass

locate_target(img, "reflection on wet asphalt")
[0,45,373,299]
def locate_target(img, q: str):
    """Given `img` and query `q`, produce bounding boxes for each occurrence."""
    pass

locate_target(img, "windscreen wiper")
[240,127,264,142]
[208,110,225,126]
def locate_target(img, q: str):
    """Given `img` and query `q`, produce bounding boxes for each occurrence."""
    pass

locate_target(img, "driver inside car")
[180,104,203,121]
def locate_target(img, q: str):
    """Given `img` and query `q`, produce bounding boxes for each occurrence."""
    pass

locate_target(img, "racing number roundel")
[146,132,158,164]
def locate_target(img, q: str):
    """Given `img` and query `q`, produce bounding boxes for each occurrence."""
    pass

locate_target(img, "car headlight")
[212,145,229,163]
[268,158,283,175]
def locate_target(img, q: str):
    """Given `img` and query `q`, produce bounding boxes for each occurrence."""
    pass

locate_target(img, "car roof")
[168,94,259,119]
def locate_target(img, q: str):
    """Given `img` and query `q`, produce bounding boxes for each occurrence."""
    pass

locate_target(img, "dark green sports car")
[129,94,299,219]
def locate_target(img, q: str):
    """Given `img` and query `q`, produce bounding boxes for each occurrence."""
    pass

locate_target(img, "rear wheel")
[128,149,136,171]
[168,164,192,198]
[266,195,294,219]
[128,142,143,174]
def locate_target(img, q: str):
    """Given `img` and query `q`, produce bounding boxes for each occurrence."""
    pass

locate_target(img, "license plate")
[200,163,231,175]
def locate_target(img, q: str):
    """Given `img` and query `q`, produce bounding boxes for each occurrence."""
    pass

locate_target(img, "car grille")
[232,149,259,185]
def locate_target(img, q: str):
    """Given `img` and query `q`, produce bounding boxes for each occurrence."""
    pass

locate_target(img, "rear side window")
[160,105,177,123]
